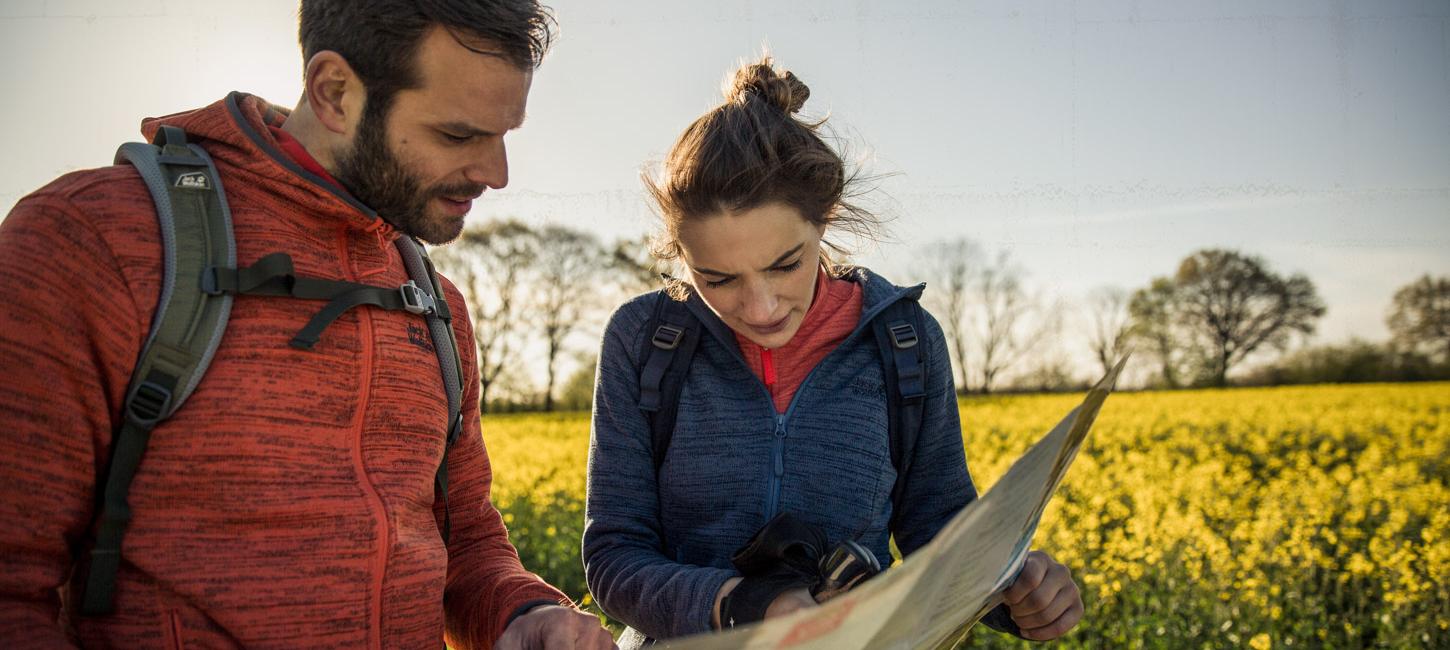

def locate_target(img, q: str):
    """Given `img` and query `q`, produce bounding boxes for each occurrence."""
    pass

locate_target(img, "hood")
[139,92,387,236]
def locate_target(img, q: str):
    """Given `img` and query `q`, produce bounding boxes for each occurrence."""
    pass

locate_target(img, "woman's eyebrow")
[693,243,804,277]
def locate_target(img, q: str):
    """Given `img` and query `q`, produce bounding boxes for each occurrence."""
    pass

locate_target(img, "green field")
[483,383,1450,649]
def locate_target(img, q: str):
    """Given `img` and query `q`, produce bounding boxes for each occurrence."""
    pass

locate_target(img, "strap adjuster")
[888,323,918,349]
[126,381,173,426]
[399,281,436,315]
[652,324,684,350]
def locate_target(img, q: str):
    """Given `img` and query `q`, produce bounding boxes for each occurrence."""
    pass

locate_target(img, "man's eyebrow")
[693,243,805,277]
[436,122,497,137]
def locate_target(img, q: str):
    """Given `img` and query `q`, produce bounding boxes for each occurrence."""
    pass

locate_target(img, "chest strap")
[201,251,450,350]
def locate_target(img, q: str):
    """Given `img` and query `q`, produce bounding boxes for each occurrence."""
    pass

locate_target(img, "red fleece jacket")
[0,93,565,649]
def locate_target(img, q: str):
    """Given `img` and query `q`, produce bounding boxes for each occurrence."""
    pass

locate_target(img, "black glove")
[718,513,881,627]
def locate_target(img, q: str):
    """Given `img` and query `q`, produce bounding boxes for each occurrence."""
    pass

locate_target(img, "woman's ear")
[302,50,365,136]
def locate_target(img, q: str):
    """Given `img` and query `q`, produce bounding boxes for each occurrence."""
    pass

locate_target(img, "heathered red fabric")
[735,268,865,412]
[0,93,566,649]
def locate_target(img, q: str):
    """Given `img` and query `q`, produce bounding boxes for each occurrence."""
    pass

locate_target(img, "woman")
[583,57,1082,647]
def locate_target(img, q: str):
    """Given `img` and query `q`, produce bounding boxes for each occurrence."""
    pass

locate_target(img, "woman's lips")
[745,314,790,336]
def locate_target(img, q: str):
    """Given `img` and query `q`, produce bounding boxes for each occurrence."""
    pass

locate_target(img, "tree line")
[435,219,1449,411]
[431,219,657,412]
[920,239,1450,392]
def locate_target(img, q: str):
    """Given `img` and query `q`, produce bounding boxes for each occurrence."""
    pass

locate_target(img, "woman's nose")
[740,282,779,323]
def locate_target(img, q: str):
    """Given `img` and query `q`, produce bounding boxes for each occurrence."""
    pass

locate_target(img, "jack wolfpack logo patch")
[407,323,435,353]
[175,172,211,190]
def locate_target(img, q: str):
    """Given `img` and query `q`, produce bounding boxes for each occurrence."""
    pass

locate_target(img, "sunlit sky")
[3,1,1447,377]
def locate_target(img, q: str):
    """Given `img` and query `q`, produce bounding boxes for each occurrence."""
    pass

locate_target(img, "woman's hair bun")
[725,57,810,114]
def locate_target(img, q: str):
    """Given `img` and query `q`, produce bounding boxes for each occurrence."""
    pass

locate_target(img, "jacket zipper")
[748,290,922,520]
[764,414,787,519]
[338,228,389,650]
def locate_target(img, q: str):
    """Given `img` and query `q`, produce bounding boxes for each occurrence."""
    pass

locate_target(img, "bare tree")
[1128,278,1189,388]
[609,234,663,296]
[533,225,606,411]
[1386,274,1450,362]
[1085,286,1132,375]
[921,238,981,390]
[432,219,538,412]
[973,250,1050,393]
[1174,249,1324,387]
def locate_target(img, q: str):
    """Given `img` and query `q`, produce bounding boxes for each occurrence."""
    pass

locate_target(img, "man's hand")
[1001,550,1083,641]
[495,605,616,650]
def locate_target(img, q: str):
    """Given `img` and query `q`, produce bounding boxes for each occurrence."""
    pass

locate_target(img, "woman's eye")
[774,260,802,273]
[705,276,735,288]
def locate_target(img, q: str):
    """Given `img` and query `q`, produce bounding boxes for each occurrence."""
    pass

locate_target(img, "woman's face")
[676,202,826,349]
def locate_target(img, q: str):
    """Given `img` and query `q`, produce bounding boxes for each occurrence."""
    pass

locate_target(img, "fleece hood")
[140,91,391,237]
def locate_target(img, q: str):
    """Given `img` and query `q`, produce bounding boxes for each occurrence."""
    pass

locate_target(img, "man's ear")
[302,50,365,136]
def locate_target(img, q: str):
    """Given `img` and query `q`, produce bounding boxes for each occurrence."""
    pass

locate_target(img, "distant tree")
[1085,286,1132,376]
[557,353,599,411]
[533,225,607,411]
[972,250,1050,393]
[1168,249,1325,387]
[1386,275,1450,362]
[433,219,538,413]
[921,238,980,390]
[609,234,662,295]
[1128,278,1191,388]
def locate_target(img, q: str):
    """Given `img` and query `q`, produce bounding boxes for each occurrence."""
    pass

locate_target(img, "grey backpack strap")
[394,236,466,541]
[81,125,236,616]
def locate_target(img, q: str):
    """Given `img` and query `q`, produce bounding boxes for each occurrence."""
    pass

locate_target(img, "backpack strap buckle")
[652,324,684,350]
[399,281,436,315]
[888,322,918,349]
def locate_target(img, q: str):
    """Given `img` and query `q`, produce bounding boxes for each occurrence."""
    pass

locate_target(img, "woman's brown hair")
[646,56,882,268]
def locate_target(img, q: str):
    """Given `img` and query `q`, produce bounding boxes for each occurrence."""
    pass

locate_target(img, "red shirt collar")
[267,125,341,188]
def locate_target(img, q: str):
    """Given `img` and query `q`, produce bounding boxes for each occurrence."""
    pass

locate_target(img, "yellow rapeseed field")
[484,383,1449,649]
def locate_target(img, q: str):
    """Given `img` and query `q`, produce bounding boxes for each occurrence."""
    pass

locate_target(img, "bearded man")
[0,2,613,649]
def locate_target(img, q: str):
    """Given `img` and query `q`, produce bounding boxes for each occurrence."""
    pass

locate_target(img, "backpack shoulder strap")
[871,296,928,529]
[393,236,467,542]
[637,290,702,474]
[81,125,236,616]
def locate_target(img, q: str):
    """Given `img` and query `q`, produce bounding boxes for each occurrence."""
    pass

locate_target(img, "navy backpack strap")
[637,291,702,473]
[872,297,928,527]
[81,125,237,616]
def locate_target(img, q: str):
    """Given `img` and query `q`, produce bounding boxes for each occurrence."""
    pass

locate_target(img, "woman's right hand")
[766,587,818,618]
[713,579,819,628]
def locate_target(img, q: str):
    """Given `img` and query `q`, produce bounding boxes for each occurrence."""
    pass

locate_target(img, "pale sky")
[3,0,1447,381]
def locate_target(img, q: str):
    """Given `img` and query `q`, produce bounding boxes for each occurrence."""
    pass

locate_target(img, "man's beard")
[333,105,483,245]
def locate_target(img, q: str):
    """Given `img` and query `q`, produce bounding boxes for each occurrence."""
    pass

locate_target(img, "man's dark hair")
[299,0,555,115]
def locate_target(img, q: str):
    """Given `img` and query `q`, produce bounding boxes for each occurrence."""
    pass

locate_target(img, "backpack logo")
[407,323,435,353]
[175,172,211,190]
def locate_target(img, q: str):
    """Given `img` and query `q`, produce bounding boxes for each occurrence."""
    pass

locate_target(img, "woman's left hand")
[1001,550,1083,641]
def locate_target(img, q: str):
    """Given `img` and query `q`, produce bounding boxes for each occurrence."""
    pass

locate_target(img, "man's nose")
[463,140,509,189]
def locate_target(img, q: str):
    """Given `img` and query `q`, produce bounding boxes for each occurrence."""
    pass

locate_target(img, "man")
[0,1,614,648]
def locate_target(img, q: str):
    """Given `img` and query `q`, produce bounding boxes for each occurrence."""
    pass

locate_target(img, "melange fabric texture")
[735,267,864,413]
[0,92,566,649]
[584,268,994,647]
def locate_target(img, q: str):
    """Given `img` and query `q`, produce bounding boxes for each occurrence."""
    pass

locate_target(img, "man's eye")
[705,276,735,288]
[441,132,472,144]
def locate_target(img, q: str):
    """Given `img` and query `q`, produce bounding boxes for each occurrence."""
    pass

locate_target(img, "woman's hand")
[1001,550,1083,641]
[766,587,817,618]
[712,579,818,628]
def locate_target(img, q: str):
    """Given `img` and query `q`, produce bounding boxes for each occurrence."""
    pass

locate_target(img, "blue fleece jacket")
[583,268,992,645]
